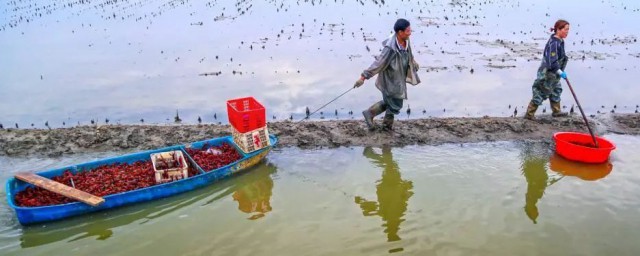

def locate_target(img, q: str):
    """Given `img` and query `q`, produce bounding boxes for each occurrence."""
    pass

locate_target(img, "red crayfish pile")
[15,160,199,207]
[186,143,242,172]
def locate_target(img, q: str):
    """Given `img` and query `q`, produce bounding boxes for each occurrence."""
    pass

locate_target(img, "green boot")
[382,113,394,131]
[524,101,538,120]
[551,102,568,117]
[362,102,386,130]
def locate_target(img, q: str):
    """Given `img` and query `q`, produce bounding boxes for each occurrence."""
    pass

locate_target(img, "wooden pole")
[564,78,599,147]
[15,172,105,207]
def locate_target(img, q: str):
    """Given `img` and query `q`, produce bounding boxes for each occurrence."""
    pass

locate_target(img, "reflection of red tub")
[549,154,613,181]
[553,132,616,164]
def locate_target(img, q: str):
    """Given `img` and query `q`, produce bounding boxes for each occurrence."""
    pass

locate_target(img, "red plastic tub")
[227,97,266,133]
[553,132,616,164]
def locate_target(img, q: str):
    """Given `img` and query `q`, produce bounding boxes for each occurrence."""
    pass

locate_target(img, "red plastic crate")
[227,97,266,133]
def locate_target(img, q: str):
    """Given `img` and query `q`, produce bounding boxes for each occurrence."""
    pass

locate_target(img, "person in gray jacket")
[354,18,421,131]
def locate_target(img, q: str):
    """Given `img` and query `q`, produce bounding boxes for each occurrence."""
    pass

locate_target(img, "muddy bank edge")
[1,114,638,157]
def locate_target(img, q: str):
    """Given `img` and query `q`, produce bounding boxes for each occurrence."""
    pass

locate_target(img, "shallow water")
[1,134,639,255]
[1,0,640,127]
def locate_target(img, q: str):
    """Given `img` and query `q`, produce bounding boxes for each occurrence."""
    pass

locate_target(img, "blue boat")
[5,135,278,225]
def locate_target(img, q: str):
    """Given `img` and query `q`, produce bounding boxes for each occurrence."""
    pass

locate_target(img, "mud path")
[1,114,638,157]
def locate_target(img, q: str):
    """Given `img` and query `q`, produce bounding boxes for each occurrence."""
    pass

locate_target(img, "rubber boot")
[382,113,394,131]
[551,102,568,117]
[524,101,538,120]
[362,102,386,130]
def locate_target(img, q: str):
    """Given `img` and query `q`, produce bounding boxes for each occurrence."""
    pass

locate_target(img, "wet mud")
[1,114,638,157]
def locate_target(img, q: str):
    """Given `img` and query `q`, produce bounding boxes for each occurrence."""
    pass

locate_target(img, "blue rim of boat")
[5,134,277,225]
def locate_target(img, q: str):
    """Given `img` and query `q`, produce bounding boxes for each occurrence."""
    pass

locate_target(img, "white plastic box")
[231,125,270,153]
[150,151,189,184]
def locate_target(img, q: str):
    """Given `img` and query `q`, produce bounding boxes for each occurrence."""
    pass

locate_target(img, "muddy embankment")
[0,114,638,157]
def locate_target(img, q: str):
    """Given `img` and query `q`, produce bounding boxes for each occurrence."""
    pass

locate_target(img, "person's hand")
[354,77,365,88]
[556,70,567,79]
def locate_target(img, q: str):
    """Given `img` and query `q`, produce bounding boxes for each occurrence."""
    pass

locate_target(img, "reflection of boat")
[19,179,234,248]
[6,135,277,225]
[549,154,613,181]
[232,163,276,220]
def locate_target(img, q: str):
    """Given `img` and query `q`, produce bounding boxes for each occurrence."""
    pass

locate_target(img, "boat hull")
[6,135,277,225]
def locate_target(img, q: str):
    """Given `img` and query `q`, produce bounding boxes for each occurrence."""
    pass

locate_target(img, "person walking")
[525,19,571,120]
[354,18,421,131]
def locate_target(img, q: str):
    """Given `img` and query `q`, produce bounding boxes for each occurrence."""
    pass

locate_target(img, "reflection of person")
[525,19,571,119]
[520,145,551,224]
[354,18,421,131]
[355,146,413,242]
[232,164,275,220]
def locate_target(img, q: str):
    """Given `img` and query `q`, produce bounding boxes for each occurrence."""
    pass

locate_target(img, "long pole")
[297,87,354,123]
[564,78,599,147]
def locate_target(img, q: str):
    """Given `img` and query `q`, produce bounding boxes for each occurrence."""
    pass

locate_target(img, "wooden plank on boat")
[15,172,105,207]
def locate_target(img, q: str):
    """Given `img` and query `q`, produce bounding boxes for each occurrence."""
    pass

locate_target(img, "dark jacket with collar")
[541,35,568,73]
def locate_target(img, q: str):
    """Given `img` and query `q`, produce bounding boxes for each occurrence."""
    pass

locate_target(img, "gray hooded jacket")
[361,34,421,99]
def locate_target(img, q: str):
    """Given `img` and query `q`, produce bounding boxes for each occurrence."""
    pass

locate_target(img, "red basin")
[553,132,616,164]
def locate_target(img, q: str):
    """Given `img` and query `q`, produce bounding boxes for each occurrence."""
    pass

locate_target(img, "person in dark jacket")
[354,18,421,131]
[525,19,571,119]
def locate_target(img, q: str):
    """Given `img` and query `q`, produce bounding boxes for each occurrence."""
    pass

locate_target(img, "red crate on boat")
[227,97,266,133]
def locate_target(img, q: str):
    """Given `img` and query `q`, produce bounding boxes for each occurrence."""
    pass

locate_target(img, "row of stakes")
[2,104,639,130]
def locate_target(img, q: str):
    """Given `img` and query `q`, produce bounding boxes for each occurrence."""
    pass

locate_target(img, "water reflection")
[520,144,614,224]
[2,0,638,126]
[355,146,413,244]
[232,163,276,220]
[18,180,233,248]
[519,144,557,224]
[548,154,613,181]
